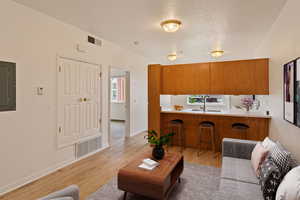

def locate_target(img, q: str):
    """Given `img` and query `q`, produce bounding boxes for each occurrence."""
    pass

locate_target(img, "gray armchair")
[38,185,79,200]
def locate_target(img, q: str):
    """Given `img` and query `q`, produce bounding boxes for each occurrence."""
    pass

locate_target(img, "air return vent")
[75,136,102,159]
[88,36,102,47]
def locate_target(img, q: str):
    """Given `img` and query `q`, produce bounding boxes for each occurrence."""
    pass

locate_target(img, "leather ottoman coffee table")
[118,151,184,200]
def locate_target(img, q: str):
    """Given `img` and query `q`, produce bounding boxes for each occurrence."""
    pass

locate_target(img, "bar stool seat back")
[167,119,185,152]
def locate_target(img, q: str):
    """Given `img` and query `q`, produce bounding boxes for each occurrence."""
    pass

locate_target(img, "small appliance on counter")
[174,105,184,111]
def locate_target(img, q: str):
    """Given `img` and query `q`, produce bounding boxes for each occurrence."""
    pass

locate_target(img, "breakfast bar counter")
[160,108,271,151]
[161,108,271,119]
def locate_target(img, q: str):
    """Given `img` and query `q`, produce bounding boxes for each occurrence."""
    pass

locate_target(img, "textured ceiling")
[13,0,287,64]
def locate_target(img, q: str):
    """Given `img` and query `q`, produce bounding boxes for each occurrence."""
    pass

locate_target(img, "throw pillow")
[262,137,276,151]
[251,142,269,177]
[274,142,299,169]
[270,142,292,175]
[259,156,283,200]
[276,166,300,200]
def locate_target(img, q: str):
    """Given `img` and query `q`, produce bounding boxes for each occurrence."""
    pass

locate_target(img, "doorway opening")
[109,67,130,145]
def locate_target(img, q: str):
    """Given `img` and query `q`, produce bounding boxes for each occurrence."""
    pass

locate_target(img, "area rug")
[87,163,221,200]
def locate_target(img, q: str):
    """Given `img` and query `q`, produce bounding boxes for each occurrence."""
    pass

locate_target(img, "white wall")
[160,95,171,107]
[0,0,150,195]
[255,0,300,160]
[111,103,126,120]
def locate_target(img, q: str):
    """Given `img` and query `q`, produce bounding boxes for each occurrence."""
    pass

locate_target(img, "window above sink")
[187,95,225,106]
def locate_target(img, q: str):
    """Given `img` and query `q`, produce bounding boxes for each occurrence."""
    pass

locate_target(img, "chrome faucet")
[254,99,261,110]
[200,95,209,112]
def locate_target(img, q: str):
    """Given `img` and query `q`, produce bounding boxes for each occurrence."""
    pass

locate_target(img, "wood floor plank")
[0,132,221,200]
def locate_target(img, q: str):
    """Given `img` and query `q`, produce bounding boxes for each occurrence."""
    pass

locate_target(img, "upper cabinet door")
[161,63,210,94]
[210,59,269,95]
[160,58,269,95]
[223,60,255,94]
[161,65,184,94]
[210,62,225,94]
[252,59,269,94]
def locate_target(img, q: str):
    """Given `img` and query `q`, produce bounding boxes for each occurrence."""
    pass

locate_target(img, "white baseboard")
[0,144,109,197]
[131,129,147,137]
[75,144,109,161]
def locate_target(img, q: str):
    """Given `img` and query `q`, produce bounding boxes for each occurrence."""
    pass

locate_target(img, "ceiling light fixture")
[161,19,182,33]
[210,50,224,58]
[167,54,177,61]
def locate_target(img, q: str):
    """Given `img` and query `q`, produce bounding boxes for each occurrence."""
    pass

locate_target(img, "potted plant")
[145,130,174,160]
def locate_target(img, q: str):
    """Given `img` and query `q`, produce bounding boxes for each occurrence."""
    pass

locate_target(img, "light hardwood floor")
[0,132,221,200]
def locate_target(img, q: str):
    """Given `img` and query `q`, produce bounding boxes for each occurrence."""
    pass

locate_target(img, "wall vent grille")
[75,136,102,159]
[88,36,102,47]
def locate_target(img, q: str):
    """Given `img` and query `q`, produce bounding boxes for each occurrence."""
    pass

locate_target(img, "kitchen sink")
[184,109,222,113]
[191,108,202,111]
[206,109,222,113]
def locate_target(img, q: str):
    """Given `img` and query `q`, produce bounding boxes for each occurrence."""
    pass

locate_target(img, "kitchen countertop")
[161,108,271,119]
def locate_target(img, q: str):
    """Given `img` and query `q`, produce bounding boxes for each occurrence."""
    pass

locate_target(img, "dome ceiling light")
[210,50,225,58]
[167,53,177,61]
[160,19,182,33]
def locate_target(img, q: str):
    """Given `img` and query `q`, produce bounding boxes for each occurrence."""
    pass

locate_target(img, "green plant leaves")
[146,130,175,146]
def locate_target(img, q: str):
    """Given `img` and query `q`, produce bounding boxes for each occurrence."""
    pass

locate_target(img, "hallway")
[110,120,125,144]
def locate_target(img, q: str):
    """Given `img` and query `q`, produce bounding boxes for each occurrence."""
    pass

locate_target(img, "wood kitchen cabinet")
[159,58,269,95]
[148,58,269,135]
[210,58,269,94]
[148,65,161,134]
[161,63,210,94]
[218,116,269,149]
[210,60,253,94]
[160,112,270,152]
[253,59,269,94]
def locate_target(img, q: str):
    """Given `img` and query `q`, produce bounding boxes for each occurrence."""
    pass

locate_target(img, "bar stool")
[198,121,216,156]
[232,123,249,140]
[167,119,185,152]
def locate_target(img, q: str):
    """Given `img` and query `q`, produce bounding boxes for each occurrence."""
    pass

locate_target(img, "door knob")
[79,97,90,102]
[84,98,90,102]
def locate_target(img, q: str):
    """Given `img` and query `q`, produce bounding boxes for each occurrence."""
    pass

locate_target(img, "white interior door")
[79,62,101,138]
[57,57,101,148]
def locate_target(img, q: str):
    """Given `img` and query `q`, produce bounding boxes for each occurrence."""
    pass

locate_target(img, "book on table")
[138,158,159,170]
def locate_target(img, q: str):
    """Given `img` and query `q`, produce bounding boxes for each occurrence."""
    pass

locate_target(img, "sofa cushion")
[222,156,259,185]
[214,178,263,200]
[222,138,257,160]
[251,142,269,177]
[262,137,276,150]
[259,156,283,200]
[276,166,300,200]
[270,142,292,175]
[274,142,299,169]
